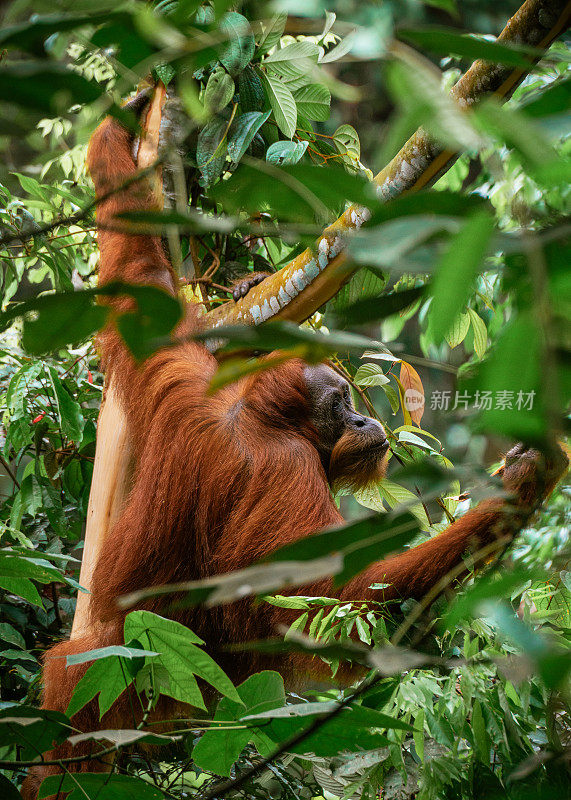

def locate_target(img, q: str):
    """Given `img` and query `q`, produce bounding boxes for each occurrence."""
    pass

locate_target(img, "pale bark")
[71,88,166,637]
[70,0,569,638]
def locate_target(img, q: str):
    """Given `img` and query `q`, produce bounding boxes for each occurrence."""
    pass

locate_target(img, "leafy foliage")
[0,0,569,798]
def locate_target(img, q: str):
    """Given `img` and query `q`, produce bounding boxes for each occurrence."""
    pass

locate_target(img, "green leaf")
[195,320,383,361]
[228,111,270,162]
[266,510,420,587]
[0,63,102,115]
[0,706,71,758]
[522,77,571,118]
[266,140,308,165]
[124,611,241,706]
[293,84,331,121]
[333,286,426,328]
[244,703,408,756]
[445,312,470,348]
[467,308,488,358]
[210,161,370,222]
[471,700,490,762]
[256,12,288,56]
[192,671,285,775]
[383,384,400,414]
[0,551,69,585]
[262,73,297,138]
[67,656,132,718]
[154,62,176,85]
[204,67,235,113]
[117,208,235,234]
[320,31,357,63]
[333,123,360,159]
[47,366,84,442]
[196,116,228,186]
[66,645,159,666]
[427,210,495,344]
[6,283,182,360]
[39,773,163,800]
[466,314,546,441]
[354,363,390,387]
[399,28,536,68]
[20,292,108,354]
[265,41,320,64]
[441,569,541,632]
[378,479,431,528]
[0,577,43,606]
[0,623,25,649]
[238,65,265,112]
[219,12,255,75]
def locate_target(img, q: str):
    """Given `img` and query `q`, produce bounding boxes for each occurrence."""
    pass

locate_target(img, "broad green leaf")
[0,706,71,758]
[427,210,495,344]
[66,645,159,666]
[399,28,536,68]
[196,116,228,186]
[0,12,110,54]
[228,110,270,162]
[266,140,308,165]
[39,773,163,800]
[333,268,388,312]
[256,12,288,56]
[193,671,285,775]
[124,611,241,705]
[0,551,71,585]
[467,308,488,358]
[333,285,426,328]
[195,319,383,359]
[320,30,357,64]
[354,363,390,387]
[293,84,331,121]
[471,700,490,762]
[219,12,255,75]
[445,312,470,348]
[366,191,485,227]
[210,160,368,222]
[204,67,235,112]
[522,77,571,118]
[262,73,297,138]
[378,479,431,528]
[243,703,409,756]
[66,655,132,718]
[0,63,101,115]
[266,510,420,586]
[0,577,43,606]
[333,123,360,159]
[238,64,265,111]
[466,313,546,441]
[20,292,108,354]
[475,100,566,182]
[47,366,84,442]
[0,623,25,649]
[265,41,320,64]
[117,208,235,234]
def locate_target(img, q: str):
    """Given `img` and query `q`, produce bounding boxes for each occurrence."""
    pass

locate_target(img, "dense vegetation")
[0,1,569,798]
